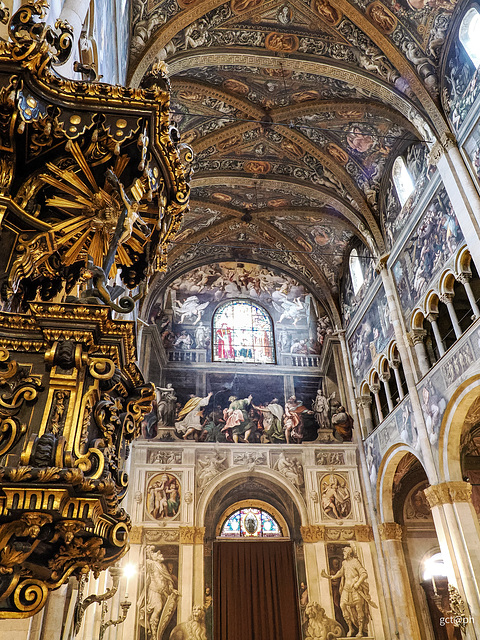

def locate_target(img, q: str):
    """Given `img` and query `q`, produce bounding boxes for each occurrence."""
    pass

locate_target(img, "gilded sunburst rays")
[41,143,151,275]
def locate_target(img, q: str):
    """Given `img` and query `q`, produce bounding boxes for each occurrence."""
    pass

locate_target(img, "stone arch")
[424,291,440,316]
[195,465,308,536]
[438,270,456,295]
[376,444,428,523]
[455,244,473,274]
[438,373,480,482]
[377,354,390,377]
[411,308,425,330]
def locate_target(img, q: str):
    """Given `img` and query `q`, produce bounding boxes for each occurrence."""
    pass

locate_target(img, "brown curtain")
[213,540,301,640]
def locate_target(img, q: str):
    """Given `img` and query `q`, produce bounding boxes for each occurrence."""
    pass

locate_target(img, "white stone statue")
[312,389,335,429]
[303,602,343,639]
[169,605,207,640]
[274,452,304,489]
[139,546,178,640]
[322,545,377,637]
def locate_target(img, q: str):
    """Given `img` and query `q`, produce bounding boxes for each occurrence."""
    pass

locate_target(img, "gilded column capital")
[354,525,374,542]
[301,525,326,543]
[378,522,404,541]
[179,526,205,544]
[424,482,472,508]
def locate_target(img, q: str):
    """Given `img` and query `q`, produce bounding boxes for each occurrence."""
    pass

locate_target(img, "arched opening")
[203,477,303,640]
[217,502,286,538]
[212,299,275,364]
[459,7,480,68]
[392,156,415,206]
[349,248,365,295]
[379,451,460,639]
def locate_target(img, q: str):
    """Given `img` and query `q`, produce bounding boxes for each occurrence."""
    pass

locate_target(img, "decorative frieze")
[148,450,183,464]
[179,526,205,544]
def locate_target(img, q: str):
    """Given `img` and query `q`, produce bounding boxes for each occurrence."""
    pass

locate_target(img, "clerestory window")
[349,248,365,295]
[460,7,480,68]
[392,156,415,206]
[212,300,275,364]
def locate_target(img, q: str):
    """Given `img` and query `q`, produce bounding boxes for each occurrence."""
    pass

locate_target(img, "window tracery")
[219,507,282,538]
[212,300,275,364]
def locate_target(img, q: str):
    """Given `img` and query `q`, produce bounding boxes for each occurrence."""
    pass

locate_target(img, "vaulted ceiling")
[129,0,459,315]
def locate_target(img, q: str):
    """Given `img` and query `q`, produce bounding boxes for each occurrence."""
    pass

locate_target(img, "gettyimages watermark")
[439,615,474,627]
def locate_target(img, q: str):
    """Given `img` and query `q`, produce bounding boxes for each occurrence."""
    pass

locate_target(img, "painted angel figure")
[272,291,307,325]
[173,296,209,324]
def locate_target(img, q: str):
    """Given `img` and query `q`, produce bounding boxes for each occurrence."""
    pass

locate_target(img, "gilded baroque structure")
[2,0,480,639]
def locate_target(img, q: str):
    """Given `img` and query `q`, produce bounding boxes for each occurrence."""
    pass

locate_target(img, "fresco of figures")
[146,473,181,520]
[443,40,480,131]
[137,544,179,640]
[464,120,480,189]
[392,187,464,323]
[150,261,331,361]
[348,286,393,384]
[142,377,351,445]
[320,473,352,520]
[324,543,377,637]
[382,142,432,247]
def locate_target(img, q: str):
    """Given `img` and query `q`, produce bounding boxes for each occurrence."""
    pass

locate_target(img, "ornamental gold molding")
[0,0,190,617]
[301,524,373,543]
[301,525,326,542]
[424,482,473,508]
[179,526,206,544]
[354,525,375,542]
[378,522,404,541]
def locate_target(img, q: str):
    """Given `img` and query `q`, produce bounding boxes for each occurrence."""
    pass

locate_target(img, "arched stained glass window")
[460,7,480,68]
[219,508,282,538]
[392,156,415,206]
[213,300,275,364]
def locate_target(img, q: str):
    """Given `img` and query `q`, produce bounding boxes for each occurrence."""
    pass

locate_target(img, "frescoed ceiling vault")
[129,0,460,319]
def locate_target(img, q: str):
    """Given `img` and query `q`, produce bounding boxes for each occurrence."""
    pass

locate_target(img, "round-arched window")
[392,156,415,206]
[219,507,283,538]
[460,7,480,68]
[212,300,275,364]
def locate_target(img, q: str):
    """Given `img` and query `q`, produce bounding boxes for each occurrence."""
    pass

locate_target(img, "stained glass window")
[219,508,282,538]
[212,300,275,364]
